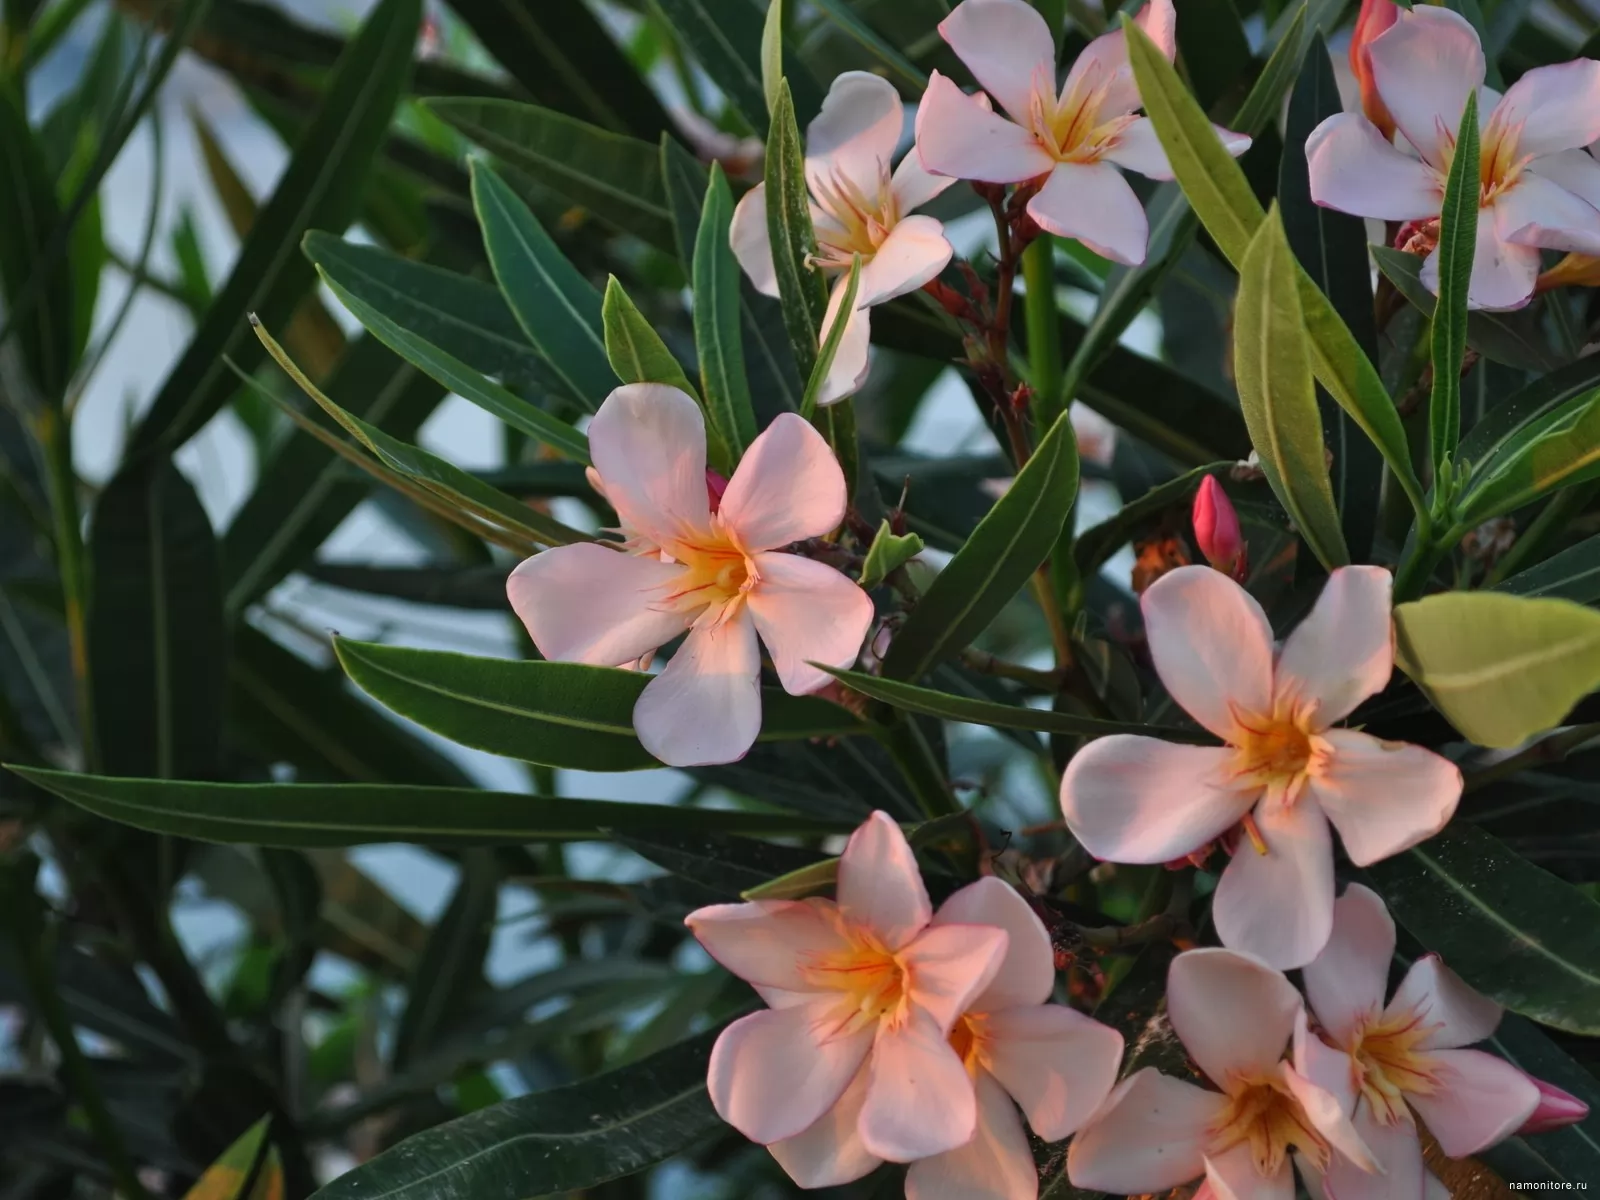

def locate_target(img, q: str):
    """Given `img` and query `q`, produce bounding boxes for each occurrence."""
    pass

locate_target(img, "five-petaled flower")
[1303,884,1588,1199]
[686,813,1011,1162]
[507,383,873,768]
[1307,5,1600,309]
[766,877,1124,1197]
[1068,948,1377,1199]
[731,71,956,406]
[1059,565,1463,969]
[913,0,1249,265]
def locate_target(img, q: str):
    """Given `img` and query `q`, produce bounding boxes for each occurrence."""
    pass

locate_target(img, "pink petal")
[1140,565,1275,740]
[1305,113,1443,221]
[1324,1100,1427,1200]
[1060,0,1176,129]
[837,810,932,950]
[937,0,1056,125]
[1273,565,1395,728]
[914,70,1055,184]
[746,551,872,695]
[707,1001,874,1144]
[589,383,713,545]
[684,898,851,992]
[816,278,873,406]
[719,412,848,549]
[905,1071,1038,1200]
[767,1063,883,1187]
[1293,1008,1362,1113]
[1388,954,1502,1050]
[860,1007,980,1160]
[1495,172,1600,255]
[1134,0,1178,60]
[1028,162,1149,265]
[1489,59,1600,160]
[633,615,761,767]
[805,71,906,200]
[1214,799,1335,969]
[729,182,779,298]
[932,877,1054,1010]
[507,544,684,666]
[1302,883,1397,1046]
[1067,1069,1224,1194]
[1408,1047,1541,1156]
[1527,148,1600,209]
[1368,6,1485,169]
[900,922,1009,1032]
[892,143,958,212]
[1059,737,1255,864]
[1282,1060,1379,1174]
[1167,947,1303,1086]
[1102,117,1173,180]
[1310,730,1461,867]
[1202,1142,1295,1200]
[1420,206,1540,311]
[859,213,953,306]
[985,1003,1126,1140]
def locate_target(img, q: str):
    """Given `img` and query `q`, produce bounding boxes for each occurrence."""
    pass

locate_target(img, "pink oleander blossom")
[507,384,874,767]
[1059,566,1462,969]
[913,0,1249,265]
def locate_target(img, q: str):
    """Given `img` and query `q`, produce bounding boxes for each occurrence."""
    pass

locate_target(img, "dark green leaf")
[1074,463,1229,573]
[1458,390,1600,524]
[394,852,497,1070]
[617,828,831,900]
[1495,534,1600,605]
[807,0,928,88]
[764,83,829,380]
[883,412,1079,680]
[601,276,698,399]
[1430,92,1479,472]
[0,81,73,404]
[1459,352,1600,483]
[653,0,823,134]
[693,164,758,462]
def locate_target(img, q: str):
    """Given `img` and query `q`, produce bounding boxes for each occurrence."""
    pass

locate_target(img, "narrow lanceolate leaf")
[394,851,497,1070]
[179,1116,273,1200]
[693,164,758,463]
[801,253,860,420]
[1457,389,1600,523]
[308,1025,731,1200]
[1125,18,1423,515]
[470,160,617,412]
[654,0,822,134]
[334,640,865,772]
[1234,209,1348,570]
[760,0,784,115]
[1366,823,1600,1035]
[883,412,1080,681]
[1495,533,1600,605]
[87,458,225,779]
[8,768,851,847]
[601,277,699,399]
[765,83,829,380]
[317,270,591,463]
[424,98,675,251]
[1394,590,1600,748]
[129,0,420,453]
[1431,92,1480,474]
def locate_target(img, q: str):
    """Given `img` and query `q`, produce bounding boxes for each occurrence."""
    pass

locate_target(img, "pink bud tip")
[1518,1078,1591,1134]
[705,468,729,512]
[1350,0,1400,138]
[1193,476,1244,578]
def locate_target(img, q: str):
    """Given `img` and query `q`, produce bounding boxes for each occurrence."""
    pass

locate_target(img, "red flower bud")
[705,467,729,512]
[1517,1077,1591,1134]
[1192,475,1246,579]
[1350,0,1400,139]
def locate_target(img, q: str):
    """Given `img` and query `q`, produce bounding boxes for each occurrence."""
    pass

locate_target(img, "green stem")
[880,715,961,818]
[1392,517,1460,603]
[1021,237,1064,431]
[34,406,94,769]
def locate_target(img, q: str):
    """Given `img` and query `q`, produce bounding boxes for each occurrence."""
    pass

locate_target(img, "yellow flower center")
[1346,1005,1444,1126]
[811,161,898,270]
[799,917,913,1038]
[1437,110,1533,209]
[949,1011,993,1078]
[1027,64,1137,165]
[1208,1072,1331,1178]
[653,519,760,630]
[1226,696,1332,810]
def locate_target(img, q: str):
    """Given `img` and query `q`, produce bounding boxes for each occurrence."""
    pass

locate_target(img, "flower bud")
[705,467,729,512]
[1192,476,1245,579]
[1538,253,1600,293]
[1350,0,1399,139]
[1517,1077,1591,1134]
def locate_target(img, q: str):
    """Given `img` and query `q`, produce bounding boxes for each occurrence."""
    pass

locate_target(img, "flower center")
[949,1011,993,1077]
[1226,697,1330,807]
[653,519,760,629]
[799,921,912,1037]
[1437,111,1533,209]
[1348,1005,1444,1126]
[1208,1072,1330,1179]
[811,161,898,269]
[1026,63,1135,165]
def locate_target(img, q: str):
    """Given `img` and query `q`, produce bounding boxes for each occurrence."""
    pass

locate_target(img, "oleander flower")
[767,877,1124,1198]
[730,71,956,406]
[1059,565,1462,969]
[1307,5,1600,309]
[913,0,1249,265]
[1303,884,1586,1200]
[507,384,874,767]
[1068,949,1377,1199]
[685,812,1010,1159]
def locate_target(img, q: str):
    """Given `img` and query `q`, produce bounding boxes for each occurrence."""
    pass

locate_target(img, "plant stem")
[959,647,1065,691]
[1021,237,1064,430]
[33,406,95,770]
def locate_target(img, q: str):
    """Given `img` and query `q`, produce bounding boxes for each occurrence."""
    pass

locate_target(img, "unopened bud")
[1350,0,1399,139]
[1192,476,1246,579]
[1517,1077,1590,1134]
[705,468,729,512]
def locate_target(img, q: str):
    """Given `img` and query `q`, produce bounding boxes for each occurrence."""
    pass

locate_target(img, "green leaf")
[693,164,758,465]
[1495,534,1600,605]
[801,252,860,421]
[765,83,829,380]
[617,828,830,900]
[8,768,851,847]
[1430,92,1479,473]
[1073,463,1229,573]
[653,0,822,135]
[859,520,924,589]
[761,0,784,115]
[425,98,675,252]
[1458,388,1600,524]
[1365,822,1600,1034]
[313,272,590,464]
[129,0,421,453]
[601,276,698,400]
[807,0,928,89]
[882,412,1079,681]
[180,1116,274,1200]
[87,458,224,778]
[306,1024,730,1200]
[1394,590,1600,748]
[1234,208,1348,570]
[0,81,73,404]
[334,639,865,771]
[470,161,617,413]
[394,851,497,1070]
